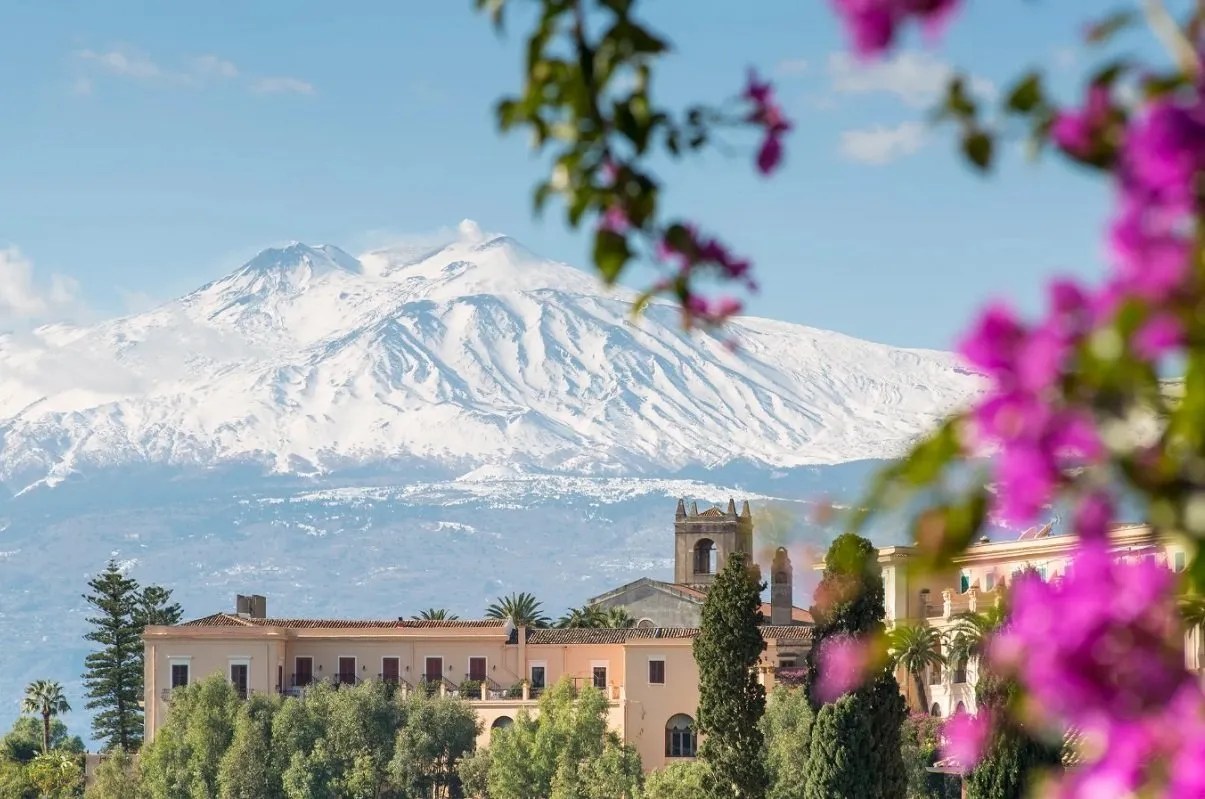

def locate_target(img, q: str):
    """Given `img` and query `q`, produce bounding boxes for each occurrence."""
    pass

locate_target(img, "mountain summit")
[0,223,981,493]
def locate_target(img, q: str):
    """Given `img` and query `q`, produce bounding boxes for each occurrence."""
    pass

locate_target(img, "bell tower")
[674,498,754,589]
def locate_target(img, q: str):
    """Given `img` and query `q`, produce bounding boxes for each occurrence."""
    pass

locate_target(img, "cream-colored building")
[873,523,1200,717]
[142,606,810,771]
[142,498,813,771]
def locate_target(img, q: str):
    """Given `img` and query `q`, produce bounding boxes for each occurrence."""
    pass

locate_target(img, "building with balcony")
[871,522,1199,718]
[142,602,811,772]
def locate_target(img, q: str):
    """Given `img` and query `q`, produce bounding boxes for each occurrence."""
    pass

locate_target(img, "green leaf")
[1085,9,1138,45]
[593,229,632,284]
[962,130,994,171]
[1005,71,1044,114]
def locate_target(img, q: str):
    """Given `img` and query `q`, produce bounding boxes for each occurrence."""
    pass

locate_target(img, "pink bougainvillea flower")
[1072,490,1113,541]
[941,710,990,770]
[830,0,962,58]
[958,303,1026,379]
[1121,98,1205,214]
[744,70,792,175]
[1052,85,1116,161]
[814,634,869,702]
[1132,312,1185,360]
[598,204,630,234]
[992,545,1188,725]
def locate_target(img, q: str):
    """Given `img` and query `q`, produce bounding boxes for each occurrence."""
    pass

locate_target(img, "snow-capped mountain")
[0,220,981,494]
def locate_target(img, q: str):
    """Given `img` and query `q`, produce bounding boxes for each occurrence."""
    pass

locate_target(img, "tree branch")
[1143,0,1200,77]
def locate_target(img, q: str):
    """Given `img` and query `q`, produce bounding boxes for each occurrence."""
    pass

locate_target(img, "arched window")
[665,714,697,758]
[693,539,717,575]
[930,703,942,718]
[955,701,966,715]
[490,716,513,736]
[636,618,656,629]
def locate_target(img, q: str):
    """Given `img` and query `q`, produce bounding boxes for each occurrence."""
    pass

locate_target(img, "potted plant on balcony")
[458,678,483,698]
[506,680,526,699]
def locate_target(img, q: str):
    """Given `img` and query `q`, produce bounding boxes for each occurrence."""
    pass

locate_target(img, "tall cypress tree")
[802,533,907,799]
[966,672,1062,798]
[693,550,768,799]
[82,561,181,751]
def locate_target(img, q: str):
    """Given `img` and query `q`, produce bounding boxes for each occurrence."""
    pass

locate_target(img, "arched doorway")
[930,702,942,718]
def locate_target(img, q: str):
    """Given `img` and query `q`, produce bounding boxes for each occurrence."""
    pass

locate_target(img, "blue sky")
[0,0,1140,349]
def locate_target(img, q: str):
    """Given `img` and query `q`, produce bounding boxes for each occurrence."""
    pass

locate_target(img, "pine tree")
[82,561,144,752]
[693,550,768,799]
[81,561,180,753]
[801,534,907,799]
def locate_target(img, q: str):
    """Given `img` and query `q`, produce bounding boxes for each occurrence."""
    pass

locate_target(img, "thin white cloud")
[78,48,163,80]
[190,54,239,79]
[251,76,315,95]
[775,58,810,77]
[828,51,995,108]
[839,122,928,165]
[0,247,80,322]
[74,47,309,96]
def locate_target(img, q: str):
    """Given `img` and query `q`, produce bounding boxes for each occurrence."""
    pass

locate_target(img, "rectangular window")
[170,662,189,689]
[1175,551,1187,572]
[338,657,356,686]
[382,657,400,684]
[425,657,444,684]
[985,573,996,591]
[592,666,608,689]
[648,658,665,685]
[294,657,313,688]
[530,664,546,690]
[277,665,283,693]
[469,657,487,682]
[230,663,249,699]
[959,572,970,592]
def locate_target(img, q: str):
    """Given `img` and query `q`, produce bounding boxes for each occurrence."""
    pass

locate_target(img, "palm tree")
[1179,595,1205,630]
[556,605,607,628]
[485,592,551,628]
[412,608,460,621]
[602,606,635,629]
[21,680,71,754]
[887,623,945,712]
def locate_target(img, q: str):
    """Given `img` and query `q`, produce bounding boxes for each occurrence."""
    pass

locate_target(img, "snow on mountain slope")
[0,220,982,493]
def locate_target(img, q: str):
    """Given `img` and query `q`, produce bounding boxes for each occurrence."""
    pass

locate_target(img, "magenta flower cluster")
[989,548,1205,797]
[653,225,757,325]
[830,0,961,58]
[744,70,792,175]
[829,2,1205,795]
[957,285,1102,524]
[813,633,871,703]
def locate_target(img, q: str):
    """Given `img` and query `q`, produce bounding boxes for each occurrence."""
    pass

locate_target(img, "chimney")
[235,594,267,619]
[770,548,794,626]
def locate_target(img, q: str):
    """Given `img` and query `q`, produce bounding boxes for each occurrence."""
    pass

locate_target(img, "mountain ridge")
[0,220,982,495]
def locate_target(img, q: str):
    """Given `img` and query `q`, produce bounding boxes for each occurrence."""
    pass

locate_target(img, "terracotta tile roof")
[527,628,635,645]
[178,613,255,627]
[696,507,728,519]
[176,614,505,630]
[524,625,811,645]
[759,625,814,642]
